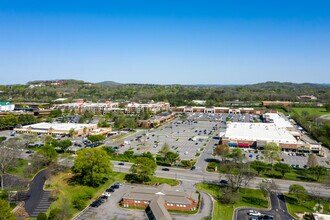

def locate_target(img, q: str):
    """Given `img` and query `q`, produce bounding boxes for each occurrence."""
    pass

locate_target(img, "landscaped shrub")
[36,212,47,220]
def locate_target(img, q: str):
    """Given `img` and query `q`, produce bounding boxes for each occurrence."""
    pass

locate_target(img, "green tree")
[140,152,154,159]
[49,109,62,118]
[251,160,268,175]
[263,142,281,165]
[228,148,243,163]
[289,184,308,204]
[165,151,180,165]
[0,199,16,220]
[37,213,47,220]
[87,135,106,143]
[37,145,58,166]
[129,157,157,183]
[214,144,230,162]
[73,148,112,186]
[309,166,327,181]
[325,103,330,112]
[68,128,75,137]
[56,139,72,152]
[274,162,292,178]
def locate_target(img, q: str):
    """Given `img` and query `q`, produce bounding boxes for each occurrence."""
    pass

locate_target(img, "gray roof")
[122,184,194,205]
[149,196,172,220]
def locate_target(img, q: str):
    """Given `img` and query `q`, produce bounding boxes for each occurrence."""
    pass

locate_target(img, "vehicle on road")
[118,162,124,166]
[262,179,272,183]
[219,180,228,185]
[162,168,170,171]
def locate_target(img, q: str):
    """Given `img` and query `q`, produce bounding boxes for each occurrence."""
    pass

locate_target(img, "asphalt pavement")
[234,192,294,220]
[24,169,53,218]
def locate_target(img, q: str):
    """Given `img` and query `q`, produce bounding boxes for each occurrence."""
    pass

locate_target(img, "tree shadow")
[205,158,220,163]
[242,196,265,206]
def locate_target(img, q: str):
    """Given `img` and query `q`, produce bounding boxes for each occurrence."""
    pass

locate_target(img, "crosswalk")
[29,191,52,218]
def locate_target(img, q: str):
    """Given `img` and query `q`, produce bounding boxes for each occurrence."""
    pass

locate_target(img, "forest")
[0,80,329,106]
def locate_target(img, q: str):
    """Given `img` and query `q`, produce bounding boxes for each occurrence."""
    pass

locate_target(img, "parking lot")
[108,112,263,160]
[75,184,148,220]
[113,120,218,160]
[241,148,330,168]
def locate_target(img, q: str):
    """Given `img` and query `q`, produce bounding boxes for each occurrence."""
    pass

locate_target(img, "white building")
[0,102,15,111]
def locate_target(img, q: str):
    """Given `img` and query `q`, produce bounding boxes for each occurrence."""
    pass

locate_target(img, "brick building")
[121,184,198,220]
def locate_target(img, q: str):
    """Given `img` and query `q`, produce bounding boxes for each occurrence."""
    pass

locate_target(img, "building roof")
[122,184,191,204]
[19,122,95,131]
[0,102,13,106]
[149,196,172,220]
[265,113,293,128]
[224,122,298,144]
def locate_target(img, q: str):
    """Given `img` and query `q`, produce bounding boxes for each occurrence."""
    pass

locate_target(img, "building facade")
[0,102,15,112]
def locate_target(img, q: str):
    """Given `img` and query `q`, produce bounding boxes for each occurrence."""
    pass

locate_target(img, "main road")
[113,162,330,197]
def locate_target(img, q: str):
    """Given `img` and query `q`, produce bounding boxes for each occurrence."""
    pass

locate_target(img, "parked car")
[248,210,262,216]
[106,187,115,193]
[118,162,124,166]
[90,200,102,207]
[113,182,120,189]
[162,168,170,171]
[102,192,111,197]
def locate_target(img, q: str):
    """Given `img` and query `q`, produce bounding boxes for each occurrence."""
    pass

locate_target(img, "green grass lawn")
[196,183,268,220]
[8,158,30,178]
[285,193,330,219]
[292,107,328,118]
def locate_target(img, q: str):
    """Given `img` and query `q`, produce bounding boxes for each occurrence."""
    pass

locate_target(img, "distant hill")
[97,81,122,86]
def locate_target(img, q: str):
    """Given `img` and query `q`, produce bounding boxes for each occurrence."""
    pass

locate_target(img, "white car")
[262,179,272,183]
[248,210,262,216]
[102,192,111,197]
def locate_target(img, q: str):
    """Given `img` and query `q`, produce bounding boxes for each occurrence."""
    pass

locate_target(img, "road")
[234,192,294,220]
[113,162,330,197]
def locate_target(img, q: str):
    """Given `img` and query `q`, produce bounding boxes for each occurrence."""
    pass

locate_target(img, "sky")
[0,0,330,85]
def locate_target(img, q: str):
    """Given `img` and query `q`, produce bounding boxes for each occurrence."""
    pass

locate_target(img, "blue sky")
[0,0,329,85]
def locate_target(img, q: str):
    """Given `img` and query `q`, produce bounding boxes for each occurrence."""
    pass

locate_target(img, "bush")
[0,136,6,142]
[36,213,47,220]
[124,173,150,183]
[48,208,61,220]
[181,160,193,168]
[72,197,86,210]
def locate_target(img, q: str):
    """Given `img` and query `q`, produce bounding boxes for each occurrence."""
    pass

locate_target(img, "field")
[196,183,268,220]
[292,107,328,118]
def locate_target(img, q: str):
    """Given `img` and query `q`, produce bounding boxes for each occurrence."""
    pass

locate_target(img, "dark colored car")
[90,200,101,207]
[118,162,125,166]
[106,187,115,192]
[219,180,228,185]
[162,168,170,171]
[113,182,120,189]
